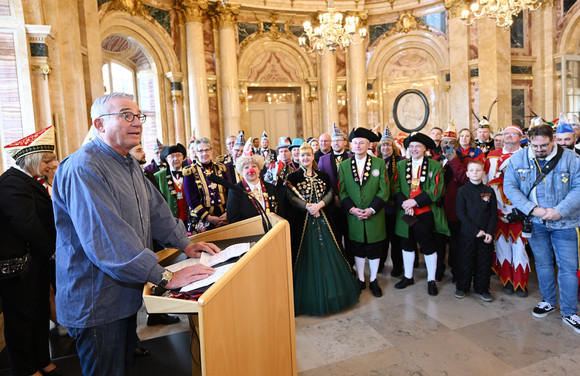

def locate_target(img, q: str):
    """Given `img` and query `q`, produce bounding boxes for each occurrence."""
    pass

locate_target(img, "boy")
[455,160,498,301]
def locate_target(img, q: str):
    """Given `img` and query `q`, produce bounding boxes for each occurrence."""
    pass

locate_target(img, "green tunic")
[338,154,389,244]
[393,158,450,237]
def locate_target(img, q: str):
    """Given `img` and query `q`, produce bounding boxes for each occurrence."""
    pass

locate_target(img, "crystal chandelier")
[460,0,548,29]
[298,0,367,54]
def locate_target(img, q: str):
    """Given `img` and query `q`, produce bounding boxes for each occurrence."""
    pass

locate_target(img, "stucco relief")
[382,50,436,79]
[247,51,300,82]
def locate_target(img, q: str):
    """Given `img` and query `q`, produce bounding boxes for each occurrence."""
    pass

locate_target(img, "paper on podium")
[166,242,251,272]
[180,263,235,292]
[164,243,251,292]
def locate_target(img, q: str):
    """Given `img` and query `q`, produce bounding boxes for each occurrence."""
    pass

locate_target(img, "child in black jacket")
[455,160,498,301]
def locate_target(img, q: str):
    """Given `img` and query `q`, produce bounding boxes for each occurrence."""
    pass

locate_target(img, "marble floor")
[136,262,580,376]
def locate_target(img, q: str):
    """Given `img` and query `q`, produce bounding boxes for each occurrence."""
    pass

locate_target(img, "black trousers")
[400,211,436,255]
[329,205,353,266]
[435,220,461,279]
[0,258,51,375]
[380,211,402,272]
[455,235,494,293]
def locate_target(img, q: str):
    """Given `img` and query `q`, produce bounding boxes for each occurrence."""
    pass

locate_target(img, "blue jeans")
[528,224,579,317]
[67,314,137,376]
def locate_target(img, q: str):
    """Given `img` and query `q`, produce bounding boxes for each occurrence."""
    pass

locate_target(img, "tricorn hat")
[403,132,436,150]
[348,127,380,142]
[160,143,187,162]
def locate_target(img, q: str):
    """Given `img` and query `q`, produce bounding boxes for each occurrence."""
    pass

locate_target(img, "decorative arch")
[237,35,317,137]
[367,30,449,132]
[99,10,182,147]
[238,36,315,80]
[557,2,580,54]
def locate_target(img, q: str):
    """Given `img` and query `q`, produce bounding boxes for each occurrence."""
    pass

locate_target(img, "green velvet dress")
[287,168,359,316]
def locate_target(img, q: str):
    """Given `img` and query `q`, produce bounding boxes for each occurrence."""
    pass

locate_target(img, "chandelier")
[460,0,548,29]
[298,1,367,54]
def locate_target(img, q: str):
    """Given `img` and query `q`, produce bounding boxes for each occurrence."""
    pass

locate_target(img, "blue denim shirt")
[52,137,191,328]
[503,145,580,229]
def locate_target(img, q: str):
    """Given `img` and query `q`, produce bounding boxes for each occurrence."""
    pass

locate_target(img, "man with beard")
[318,124,354,265]
[555,114,580,155]
[259,131,277,164]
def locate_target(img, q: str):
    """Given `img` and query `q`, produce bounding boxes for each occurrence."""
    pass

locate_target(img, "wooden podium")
[143,214,297,376]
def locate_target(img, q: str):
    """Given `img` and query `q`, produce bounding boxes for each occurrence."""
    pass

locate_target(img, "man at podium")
[52,92,220,376]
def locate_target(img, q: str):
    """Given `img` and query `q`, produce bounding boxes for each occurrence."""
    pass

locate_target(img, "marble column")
[180,0,210,139]
[213,2,240,139]
[165,72,186,145]
[477,17,511,133]
[346,18,368,129]
[447,10,470,130]
[532,5,555,120]
[25,24,52,131]
[320,51,339,133]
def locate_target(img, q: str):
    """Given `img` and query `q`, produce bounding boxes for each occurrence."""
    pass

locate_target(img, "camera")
[505,208,526,223]
[521,216,533,238]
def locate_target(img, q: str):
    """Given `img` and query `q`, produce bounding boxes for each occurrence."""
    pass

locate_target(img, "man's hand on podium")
[165,264,215,289]
[183,241,221,258]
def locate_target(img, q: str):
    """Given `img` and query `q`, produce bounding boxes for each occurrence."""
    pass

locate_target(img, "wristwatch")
[158,269,173,289]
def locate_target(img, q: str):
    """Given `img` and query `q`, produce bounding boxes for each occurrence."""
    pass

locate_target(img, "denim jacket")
[503,145,580,229]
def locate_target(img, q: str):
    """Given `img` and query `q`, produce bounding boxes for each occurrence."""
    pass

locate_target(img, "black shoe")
[369,279,383,298]
[134,345,150,356]
[40,367,62,376]
[502,281,514,295]
[515,286,528,298]
[395,277,414,289]
[358,279,366,294]
[147,313,180,326]
[427,281,438,296]
[390,268,403,278]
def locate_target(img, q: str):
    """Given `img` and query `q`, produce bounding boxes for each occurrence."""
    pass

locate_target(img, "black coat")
[226,180,278,224]
[0,167,56,261]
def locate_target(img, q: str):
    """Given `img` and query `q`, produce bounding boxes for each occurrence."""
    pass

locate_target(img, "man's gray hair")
[194,137,212,151]
[90,93,134,122]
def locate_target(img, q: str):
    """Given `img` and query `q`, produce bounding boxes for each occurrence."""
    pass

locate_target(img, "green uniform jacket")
[393,158,450,237]
[155,168,179,218]
[338,154,389,243]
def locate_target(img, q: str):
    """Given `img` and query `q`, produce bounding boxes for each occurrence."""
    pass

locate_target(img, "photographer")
[504,124,580,335]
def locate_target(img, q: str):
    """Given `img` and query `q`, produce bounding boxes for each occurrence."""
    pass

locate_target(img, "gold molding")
[386,11,428,36]
[31,64,51,76]
[177,0,208,23]
[109,0,150,19]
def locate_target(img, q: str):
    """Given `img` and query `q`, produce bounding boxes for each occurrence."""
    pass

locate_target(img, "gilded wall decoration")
[385,11,428,36]
[247,51,300,82]
[108,0,150,19]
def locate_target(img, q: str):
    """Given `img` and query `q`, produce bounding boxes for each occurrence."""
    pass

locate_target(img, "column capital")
[444,0,466,19]
[177,0,208,23]
[25,24,52,43]
[165,71,184,83]
[211,2,240,28]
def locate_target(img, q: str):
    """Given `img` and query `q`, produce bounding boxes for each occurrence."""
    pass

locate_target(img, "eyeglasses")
[99,111,147,123]
[529,143,550,150]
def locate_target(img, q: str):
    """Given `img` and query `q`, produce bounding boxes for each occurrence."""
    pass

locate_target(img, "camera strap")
[528,144,564,198]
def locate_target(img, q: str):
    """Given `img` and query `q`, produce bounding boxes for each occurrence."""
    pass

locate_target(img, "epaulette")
[183,165,194,176]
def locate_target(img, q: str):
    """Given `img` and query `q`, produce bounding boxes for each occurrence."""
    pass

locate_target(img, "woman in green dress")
[286,142,359,316]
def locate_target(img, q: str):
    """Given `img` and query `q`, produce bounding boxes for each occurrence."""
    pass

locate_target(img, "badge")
[562,177,569,183]
[428,171,433,178]
[372,169,380,177]
[420,177,425,182]
[177,192,183,199]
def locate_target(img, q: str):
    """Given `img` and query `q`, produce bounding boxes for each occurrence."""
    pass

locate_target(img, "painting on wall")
[392,89,430,133]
